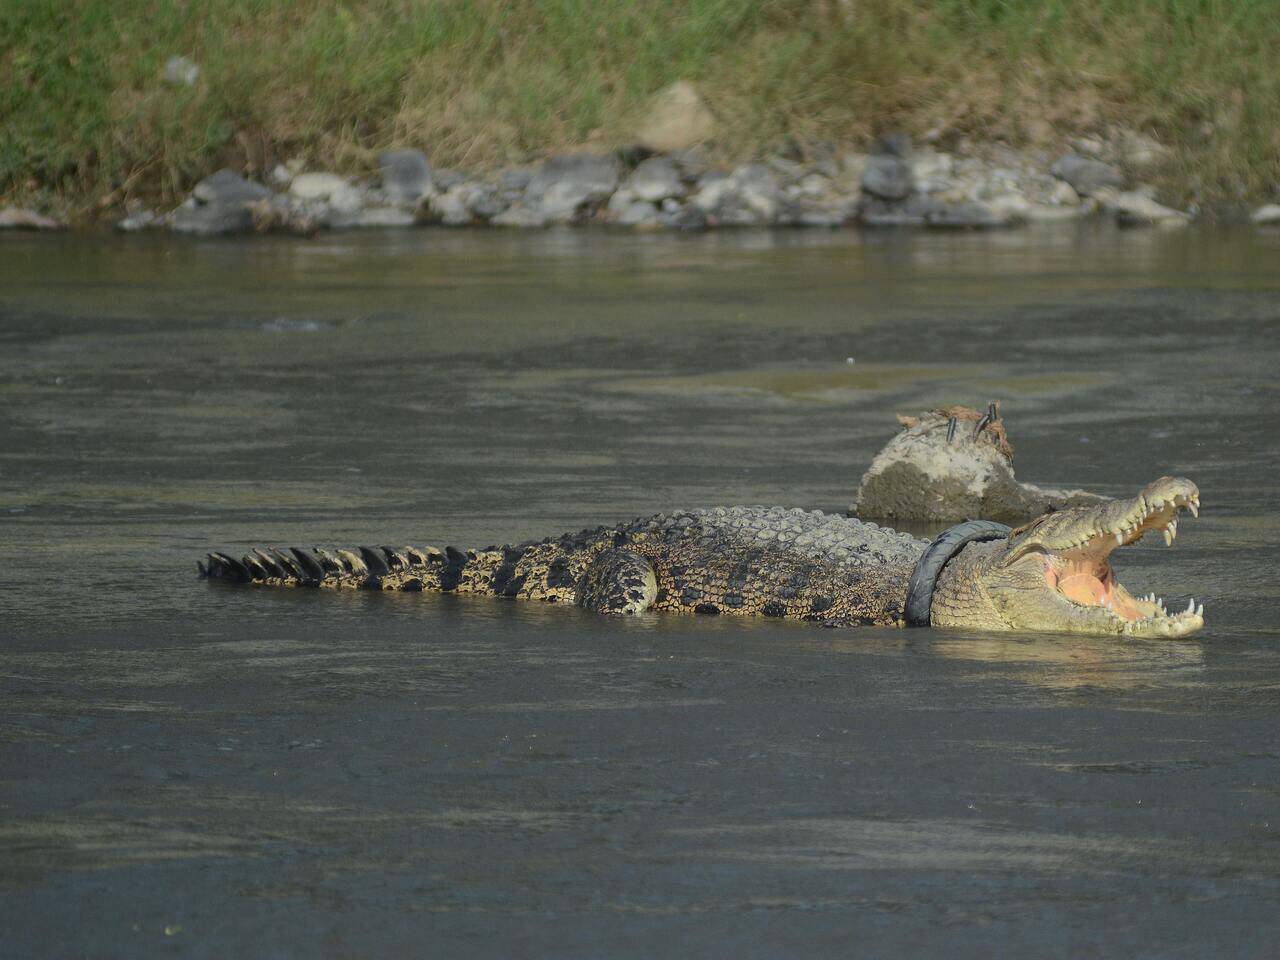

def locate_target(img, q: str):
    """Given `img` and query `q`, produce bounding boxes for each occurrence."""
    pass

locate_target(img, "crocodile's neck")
[929,540,1006,630]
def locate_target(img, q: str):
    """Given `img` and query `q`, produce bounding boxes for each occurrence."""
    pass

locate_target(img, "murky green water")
[3,224,1279,957]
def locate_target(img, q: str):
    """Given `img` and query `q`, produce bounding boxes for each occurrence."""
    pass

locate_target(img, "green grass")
[2,0,1277,216]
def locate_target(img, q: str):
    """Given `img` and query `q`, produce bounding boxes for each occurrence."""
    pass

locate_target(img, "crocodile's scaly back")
[201,507,926,627]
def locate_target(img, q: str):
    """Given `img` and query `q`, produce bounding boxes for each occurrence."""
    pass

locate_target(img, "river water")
[2,224,1278,957]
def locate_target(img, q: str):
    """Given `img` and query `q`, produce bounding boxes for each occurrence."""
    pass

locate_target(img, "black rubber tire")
[904,520,1012,627]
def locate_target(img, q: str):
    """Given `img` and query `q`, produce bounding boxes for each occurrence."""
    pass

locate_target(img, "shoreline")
[5,135,1280,238]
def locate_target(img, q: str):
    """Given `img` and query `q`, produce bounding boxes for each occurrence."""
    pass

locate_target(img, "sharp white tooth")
[1196,603,1204,617]
[1163,528,1173,546]
[1186,598,1195,614]
[1188,502,1199,518]
[1170,518,1178,540]
[1116,532,1124,545]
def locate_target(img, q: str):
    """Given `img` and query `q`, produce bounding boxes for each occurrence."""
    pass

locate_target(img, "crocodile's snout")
[994,477,1204,637]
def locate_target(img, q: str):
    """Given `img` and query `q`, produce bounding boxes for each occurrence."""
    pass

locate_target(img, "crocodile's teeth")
[1196,603,1204,617]
[1170,518,1178,539]
[1188,502,1199,517]
[1186,598,1195,614]
[1116,532,1124,545]
[1163,527,1173,546]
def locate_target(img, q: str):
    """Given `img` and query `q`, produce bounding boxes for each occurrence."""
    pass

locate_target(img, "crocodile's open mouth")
[1004,476,1202,636]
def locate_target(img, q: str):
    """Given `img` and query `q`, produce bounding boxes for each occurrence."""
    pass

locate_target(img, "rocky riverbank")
[5,129,1280,236]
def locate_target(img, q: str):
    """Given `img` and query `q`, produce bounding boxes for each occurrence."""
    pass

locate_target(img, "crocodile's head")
[932,477,1204,638]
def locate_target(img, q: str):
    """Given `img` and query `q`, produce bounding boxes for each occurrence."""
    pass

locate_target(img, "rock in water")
[1251,204,1280,225]
[925,201,1017,229]
[169,199,255,235]
[1101,190,1190,227]
[171,169,274,235]
[0,207,61,230]
[378,150,433,208]
[524,154,621,222]
[1049,153,1124,197]
[635,81,715,153]
[852,406,1107,523]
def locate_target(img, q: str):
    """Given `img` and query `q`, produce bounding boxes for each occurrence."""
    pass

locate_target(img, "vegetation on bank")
[3,0,1277,216]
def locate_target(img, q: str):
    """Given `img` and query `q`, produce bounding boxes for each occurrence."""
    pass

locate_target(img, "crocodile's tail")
[199,537,593,604]
[199,545,465,592]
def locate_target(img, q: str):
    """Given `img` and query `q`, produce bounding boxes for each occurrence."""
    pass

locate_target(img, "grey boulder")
[860,153,913,201]
[170,199,256,235]
[623,156,685,202]
[524,153,621,222]
[192,169,272,206]
[378,149,433,208]
[1049,153,1124,197]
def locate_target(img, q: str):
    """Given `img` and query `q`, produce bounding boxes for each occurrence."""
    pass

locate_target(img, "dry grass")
[2,0,1277,215]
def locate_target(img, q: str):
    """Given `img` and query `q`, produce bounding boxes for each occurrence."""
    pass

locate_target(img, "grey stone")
[925,201,1016,229]
[161,55,199,87]
[192,169,272,206]
[660,204,709,231]
[431,169,467,192]
[690,172,730,211]
[289,173,349,201]
[116,209,160,232]
[793,207,847,228]
[0,207,61,230]
[498,167,534,192]
[328,185,366,215]
[728,163,782,221]
[170,199,255,235]
[1250,204,1280,225]
[859,195,943,227]
[431,183,501,226]
[1049,153,1124,197]
[615,201,661,227]
[525,153,621,222]
[327,206,416,229]
[1101,190,1190,227]
[378,149,433,208]
[491,205,549,228]
[691,164,785,225]
[431,190,472,226]
[470,188,508,222]
[790,173,832,198]
[667,147,711,178]
[909,151,953,194]
[624,156,685,202]
[1023,201,1095,222]
[861,154,913,201]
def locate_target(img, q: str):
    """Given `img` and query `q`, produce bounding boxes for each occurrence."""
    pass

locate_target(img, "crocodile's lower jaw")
[1037,486,1204,637]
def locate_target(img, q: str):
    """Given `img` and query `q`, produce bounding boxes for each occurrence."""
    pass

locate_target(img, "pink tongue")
[1058,572,1106,606]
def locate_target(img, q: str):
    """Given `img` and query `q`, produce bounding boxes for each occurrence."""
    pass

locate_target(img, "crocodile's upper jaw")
[936,477,1205,638]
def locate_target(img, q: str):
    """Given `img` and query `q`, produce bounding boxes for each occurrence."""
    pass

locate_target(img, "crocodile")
[200,476,1204,638]
[852,403,1108,523]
